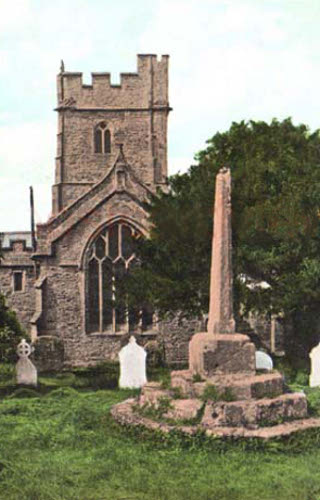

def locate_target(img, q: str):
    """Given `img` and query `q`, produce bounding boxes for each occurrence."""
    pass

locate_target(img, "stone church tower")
[0,54,173,369]
[52,54,169,212]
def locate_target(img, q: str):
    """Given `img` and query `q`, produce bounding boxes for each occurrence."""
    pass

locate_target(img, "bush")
[8,387,39,399]
[295,370,309,386]
[0,294,27,363]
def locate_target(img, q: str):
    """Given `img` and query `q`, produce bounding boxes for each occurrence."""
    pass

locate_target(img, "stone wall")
[158,316,203,366]
[0,239,36,334]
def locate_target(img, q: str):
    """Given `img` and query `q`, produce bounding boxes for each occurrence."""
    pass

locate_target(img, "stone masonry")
[0,55,172,369]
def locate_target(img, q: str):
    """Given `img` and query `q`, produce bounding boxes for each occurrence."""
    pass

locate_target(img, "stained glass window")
[86,222,153,334]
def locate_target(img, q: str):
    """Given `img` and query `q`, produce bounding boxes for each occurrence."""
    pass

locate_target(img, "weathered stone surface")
[139,382,171,409]
[111,398,320,439]
[170,370,194,396]
[32,336,64,373]
[0,263,36,333]
[171,370,284,401]
[207,168,235,335]
[164,399,203,421]
[189,332,255,376]
[202,393,308,428]
[158,316,202,367]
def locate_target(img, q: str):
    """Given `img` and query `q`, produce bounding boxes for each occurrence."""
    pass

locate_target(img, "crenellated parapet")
[56,54,170,110]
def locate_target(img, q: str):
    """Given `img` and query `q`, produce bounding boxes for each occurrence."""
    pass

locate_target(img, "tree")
[0,248,26,361]
[128,118,320,362]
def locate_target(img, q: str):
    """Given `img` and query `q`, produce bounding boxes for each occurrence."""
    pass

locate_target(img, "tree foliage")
[0,293,26,362]
[128,118,320,359]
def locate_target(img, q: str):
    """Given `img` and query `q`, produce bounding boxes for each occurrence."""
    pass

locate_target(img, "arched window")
[85,222,153,334]
[94,122,111,154]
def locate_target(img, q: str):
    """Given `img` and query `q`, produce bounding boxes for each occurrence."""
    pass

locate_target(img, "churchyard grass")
[1,366,320,500]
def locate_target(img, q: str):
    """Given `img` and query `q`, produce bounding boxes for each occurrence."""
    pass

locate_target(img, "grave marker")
[119,336,147,389]
[310,343,320,387]
[16,339,37,386]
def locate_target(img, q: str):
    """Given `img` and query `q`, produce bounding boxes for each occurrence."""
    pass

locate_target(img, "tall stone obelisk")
[189,167,255,377]
[207,167,235,334]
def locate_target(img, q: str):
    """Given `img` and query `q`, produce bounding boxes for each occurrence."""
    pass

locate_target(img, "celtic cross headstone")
[16,339,37,386]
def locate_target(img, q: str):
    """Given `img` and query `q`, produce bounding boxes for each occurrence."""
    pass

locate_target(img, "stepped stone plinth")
[111,167,320,439]
[170,370,284,400]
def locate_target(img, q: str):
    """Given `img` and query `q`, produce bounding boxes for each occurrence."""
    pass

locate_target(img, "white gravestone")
[310,343,320,387]
[119,336,147,389]
[16,339,37,386]
[255,350,273,371]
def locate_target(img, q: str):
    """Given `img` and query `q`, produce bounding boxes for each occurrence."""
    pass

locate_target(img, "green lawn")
[1,367,320,500]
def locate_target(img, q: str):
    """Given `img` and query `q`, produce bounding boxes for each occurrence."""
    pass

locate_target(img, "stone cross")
[16,339,37,386]
[119,336,147,389]
[207,167,235,334]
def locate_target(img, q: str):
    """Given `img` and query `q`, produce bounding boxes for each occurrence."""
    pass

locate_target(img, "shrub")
[8,387,39,399]
[0,294,27,363]
[295,370,309,386]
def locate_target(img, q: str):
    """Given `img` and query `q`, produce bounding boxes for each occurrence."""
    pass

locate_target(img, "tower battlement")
[53,53,171,215]
[57,54,169,109]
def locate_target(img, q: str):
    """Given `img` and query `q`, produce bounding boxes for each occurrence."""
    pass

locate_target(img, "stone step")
[112,398,320,439]
[202,392,308,428]
[171,370,284,400]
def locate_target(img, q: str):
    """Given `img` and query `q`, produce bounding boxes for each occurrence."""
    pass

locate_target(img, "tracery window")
[94,122,111,154]
[86,222,153,334]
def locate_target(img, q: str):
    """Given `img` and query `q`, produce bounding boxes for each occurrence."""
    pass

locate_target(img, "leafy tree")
[128,118,320,362]
[0,286,26,362]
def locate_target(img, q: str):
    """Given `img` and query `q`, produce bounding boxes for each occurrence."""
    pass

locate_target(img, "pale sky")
[1,0,320,230]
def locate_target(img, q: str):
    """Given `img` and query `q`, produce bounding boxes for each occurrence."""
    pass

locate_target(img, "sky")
[1,0,320,230]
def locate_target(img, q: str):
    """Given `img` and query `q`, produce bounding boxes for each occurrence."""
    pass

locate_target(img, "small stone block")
[171,370,194,396]
[164,399,203,421]
[139,382,171,409]
[189,332,256,377]
[202,392,308,428]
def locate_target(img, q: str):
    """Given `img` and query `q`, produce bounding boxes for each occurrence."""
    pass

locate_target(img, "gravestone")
[310,343,320,387]
[255,350,273,371]
[119,336,147,389]
[16,339,37,386]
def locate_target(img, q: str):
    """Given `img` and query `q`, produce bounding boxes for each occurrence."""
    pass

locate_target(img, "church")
[0,54,281,370]
[0,54,198,369]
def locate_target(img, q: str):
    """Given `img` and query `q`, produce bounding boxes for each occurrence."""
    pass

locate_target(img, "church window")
[86,222,153,334]
[13,271,23,292]
[94,122,111,154]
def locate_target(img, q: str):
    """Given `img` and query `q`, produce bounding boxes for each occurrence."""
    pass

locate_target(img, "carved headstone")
[119,336,147,389]
[255,350,273,371]
[16,339,37,386]
[310,343,320,387]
